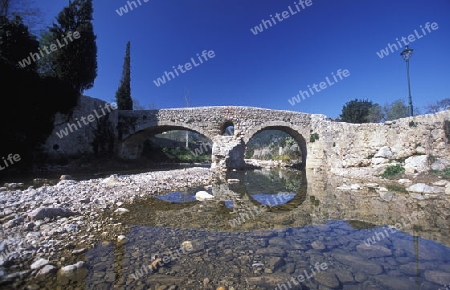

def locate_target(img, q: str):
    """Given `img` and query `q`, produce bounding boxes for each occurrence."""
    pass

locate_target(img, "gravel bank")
[0,167,212,287]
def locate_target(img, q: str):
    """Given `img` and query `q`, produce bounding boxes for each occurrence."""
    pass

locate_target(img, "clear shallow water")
[83,222,450,290]
[20,168,450,289]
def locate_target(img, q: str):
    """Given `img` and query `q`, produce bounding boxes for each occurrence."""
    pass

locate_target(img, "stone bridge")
[115,106,328,171]
[45,97,450,174]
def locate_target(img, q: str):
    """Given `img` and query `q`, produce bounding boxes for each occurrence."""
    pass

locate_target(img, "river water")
[70,167,450,290]
[9,167,450,289]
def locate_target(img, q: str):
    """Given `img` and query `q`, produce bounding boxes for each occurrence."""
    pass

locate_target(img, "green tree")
[46,0,97,94]
[0,0,43,34]
[0,14,38,71]
[366,104,384,123]
[339,99,377,123]
[36,31,56,76]
[0,0,8,16]
[383,99,409,121]
[116,41,133,110]
[425,97,450,113]
[0,8,78,172]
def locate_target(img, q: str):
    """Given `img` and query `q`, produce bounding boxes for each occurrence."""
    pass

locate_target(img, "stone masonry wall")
[43,96,117,157]
[308,110,450,174]
[45,95,450,173]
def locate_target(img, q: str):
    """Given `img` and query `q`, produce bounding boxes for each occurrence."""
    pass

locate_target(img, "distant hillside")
[247,130,291,149]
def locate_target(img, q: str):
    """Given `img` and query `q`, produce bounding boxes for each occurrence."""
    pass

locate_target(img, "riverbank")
[0,167,212,288]
[1,162,449,289]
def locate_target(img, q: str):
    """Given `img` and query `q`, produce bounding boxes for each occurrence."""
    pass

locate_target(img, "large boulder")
[28,207,77,221]
[404,155,430,173]
[406,183,444,194]
[57,261,86,285]
[374,146,393,159]
[430,157,450,171]
[371,146,393,165]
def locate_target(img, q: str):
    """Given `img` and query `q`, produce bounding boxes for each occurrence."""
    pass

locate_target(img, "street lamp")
[400,45,414,116]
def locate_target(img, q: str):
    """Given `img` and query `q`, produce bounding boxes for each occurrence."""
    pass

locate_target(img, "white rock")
[415,146,427,154]
[117,235,127,243]
[404,155,430,173]
[56,180,78,187]
[28,207,77,221]
[59,261,85,277]
[398,179,412,185]
[64,224,79,232]
[114,208,129,214]
[195,191,214,201]
[371,157,388,165]
[446,184,450,195]
[30,258,50,270]
[336,185,352,191]
[379,191,393,201]
[409,192,426,200]
[430,158,449,171]
[432,180,449,187]
[374,146,393,159]
[36,264,57,278]
[406,183,445,194]
[365,183,380,189]
[227,179,240,183]
[102,175,119,185]
[378,186,389,192]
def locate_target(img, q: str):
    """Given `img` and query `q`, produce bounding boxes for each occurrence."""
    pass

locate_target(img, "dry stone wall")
[308,110,450,173]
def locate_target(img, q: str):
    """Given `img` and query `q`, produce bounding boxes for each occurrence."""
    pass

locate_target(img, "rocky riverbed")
[1,165,449,290]
[0,167,212,289]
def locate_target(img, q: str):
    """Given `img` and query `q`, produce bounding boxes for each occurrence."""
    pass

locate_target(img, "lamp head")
[400,45,413,61]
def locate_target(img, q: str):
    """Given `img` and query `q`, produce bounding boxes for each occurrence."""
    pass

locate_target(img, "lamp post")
[400,45,414,117]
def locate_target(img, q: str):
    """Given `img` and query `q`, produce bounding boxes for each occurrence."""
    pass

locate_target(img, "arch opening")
[118,125,213,165]
[133,126,213,164]
[244,127,307,169]
[221,121,234,136]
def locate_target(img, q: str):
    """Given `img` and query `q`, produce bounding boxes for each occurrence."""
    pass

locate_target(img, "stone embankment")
[0,167,212,287]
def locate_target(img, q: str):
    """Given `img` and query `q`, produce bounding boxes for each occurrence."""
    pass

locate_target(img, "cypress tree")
[115,41,133,110]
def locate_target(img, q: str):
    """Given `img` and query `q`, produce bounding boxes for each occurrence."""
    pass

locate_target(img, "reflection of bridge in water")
[78,168,450,290]
[118,168,449,247]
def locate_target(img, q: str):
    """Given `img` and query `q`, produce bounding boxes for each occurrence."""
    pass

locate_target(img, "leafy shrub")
[409,121,418,127]
[273,155,291,162]
[386,184,408,193]
[380,165,405,179]
[310,133,319,142]
[430,167,450,179]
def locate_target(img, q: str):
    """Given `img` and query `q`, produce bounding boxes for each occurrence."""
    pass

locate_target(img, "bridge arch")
[117,123,214,160]
[244,121,308,169]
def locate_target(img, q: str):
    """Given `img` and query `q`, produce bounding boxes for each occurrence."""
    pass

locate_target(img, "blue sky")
[35,0,450,118]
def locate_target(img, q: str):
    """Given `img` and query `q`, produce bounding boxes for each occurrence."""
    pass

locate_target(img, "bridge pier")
[210,137,246,172]
[116,136,145,160]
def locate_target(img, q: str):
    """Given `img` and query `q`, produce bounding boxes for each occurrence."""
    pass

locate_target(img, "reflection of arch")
[244,123,308,169]
[247,170,307,212]
[225,169,308,213]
